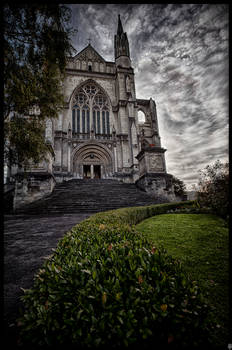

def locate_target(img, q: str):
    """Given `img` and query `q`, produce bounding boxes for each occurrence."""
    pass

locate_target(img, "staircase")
[14,179,166,215]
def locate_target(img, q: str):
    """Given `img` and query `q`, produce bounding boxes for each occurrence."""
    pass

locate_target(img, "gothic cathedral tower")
[114,15,139,175]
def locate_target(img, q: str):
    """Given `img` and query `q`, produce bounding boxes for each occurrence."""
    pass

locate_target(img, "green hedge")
[18,201,211,348]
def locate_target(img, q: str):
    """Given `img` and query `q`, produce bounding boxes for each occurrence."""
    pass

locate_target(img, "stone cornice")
[135,172,173,184]
[116,67,134,74]
[65,69,115,79]
[117,133,128,141]
[119,100,127,107]
[136,147,167,160]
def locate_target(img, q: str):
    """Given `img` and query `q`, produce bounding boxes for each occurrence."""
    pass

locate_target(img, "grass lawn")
[136,213,229,348]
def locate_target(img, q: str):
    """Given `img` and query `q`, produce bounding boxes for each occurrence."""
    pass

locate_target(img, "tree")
[4,4,76,170]
[172,176,187,199]
[196,160,229,218]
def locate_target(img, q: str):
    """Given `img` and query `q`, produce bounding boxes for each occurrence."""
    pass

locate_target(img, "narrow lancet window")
[106,111,110,134]
[93,110,96,131]
[97,111,100,134]
[87,110,90,133]
[102,111,106,134]
[82,109,85,133]
[77,109,80,133]
[72,109,76,133]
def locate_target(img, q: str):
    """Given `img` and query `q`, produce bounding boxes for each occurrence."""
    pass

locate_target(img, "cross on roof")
[88,38,91,45]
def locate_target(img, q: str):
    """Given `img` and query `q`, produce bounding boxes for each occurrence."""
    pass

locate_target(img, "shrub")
[18,202,211,348]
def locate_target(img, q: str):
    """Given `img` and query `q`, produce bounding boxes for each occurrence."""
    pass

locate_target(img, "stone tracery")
[72,83,110,135]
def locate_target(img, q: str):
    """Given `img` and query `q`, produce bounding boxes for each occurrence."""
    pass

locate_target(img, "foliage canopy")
[196,160,229,218]
[4,4,76,169]
[172,176,187,198]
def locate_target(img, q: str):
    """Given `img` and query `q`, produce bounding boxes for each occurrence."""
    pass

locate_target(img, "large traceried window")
[72,83,110,135]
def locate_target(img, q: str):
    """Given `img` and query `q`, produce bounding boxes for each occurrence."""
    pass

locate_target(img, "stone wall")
[135,173,178,202]
[13,173,56,210]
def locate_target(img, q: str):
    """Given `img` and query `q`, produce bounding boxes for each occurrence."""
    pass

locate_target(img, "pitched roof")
[72,44,106,63]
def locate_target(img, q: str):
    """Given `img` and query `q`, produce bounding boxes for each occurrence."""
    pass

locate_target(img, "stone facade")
[11,14,178,209]
[52,15,170,184]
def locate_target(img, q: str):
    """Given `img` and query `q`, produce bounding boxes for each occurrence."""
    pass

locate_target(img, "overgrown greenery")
[18,201,213,348]
[195,160,229,219]
[172,176,187,198]
[4,4,76,170]
[136,213,229,348]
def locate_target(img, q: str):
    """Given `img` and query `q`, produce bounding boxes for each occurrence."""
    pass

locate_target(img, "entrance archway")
[83,165,91,178]
[72,142,113,179]
[94,165,101,178]
[83,164,101,179]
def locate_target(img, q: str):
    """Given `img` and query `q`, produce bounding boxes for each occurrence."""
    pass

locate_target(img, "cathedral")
[11,15,176,209]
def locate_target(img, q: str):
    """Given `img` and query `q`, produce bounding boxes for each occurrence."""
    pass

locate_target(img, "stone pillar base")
[13,172,56,210]
[135,172,176,202]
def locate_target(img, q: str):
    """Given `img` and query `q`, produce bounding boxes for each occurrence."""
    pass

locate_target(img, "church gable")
[73,45,105,64]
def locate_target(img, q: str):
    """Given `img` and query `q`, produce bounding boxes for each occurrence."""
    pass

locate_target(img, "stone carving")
[45,119,52,142]
[126,76,131,92]
[149,155,164,171]
[76,47,105,63]
[140,156,146,176]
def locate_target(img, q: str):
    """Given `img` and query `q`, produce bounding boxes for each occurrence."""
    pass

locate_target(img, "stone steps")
[14,179,165,215]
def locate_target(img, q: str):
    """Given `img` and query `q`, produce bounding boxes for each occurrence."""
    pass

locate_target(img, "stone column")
[114,145,118,172]
[54,135,62,170]
[91,164,94,179]
[68,142,71,173]
[101,165,104,178]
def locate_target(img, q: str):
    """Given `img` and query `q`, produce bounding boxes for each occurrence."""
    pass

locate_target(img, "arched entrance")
[72,142,114,179]
[83,164,101,179]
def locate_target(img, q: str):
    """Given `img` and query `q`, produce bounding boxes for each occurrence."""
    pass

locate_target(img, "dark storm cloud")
[66,3,228,189]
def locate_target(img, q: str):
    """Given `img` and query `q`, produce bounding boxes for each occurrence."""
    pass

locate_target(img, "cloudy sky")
[66,3,229,189]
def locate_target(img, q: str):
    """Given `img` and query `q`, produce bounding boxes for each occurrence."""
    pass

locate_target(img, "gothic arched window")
[72,83,110,135]
[138,110,146,124]
[88,61,92,71]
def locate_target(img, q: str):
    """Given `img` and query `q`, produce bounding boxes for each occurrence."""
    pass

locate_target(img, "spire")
[114,14,130,61]
[117,14,123,36]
